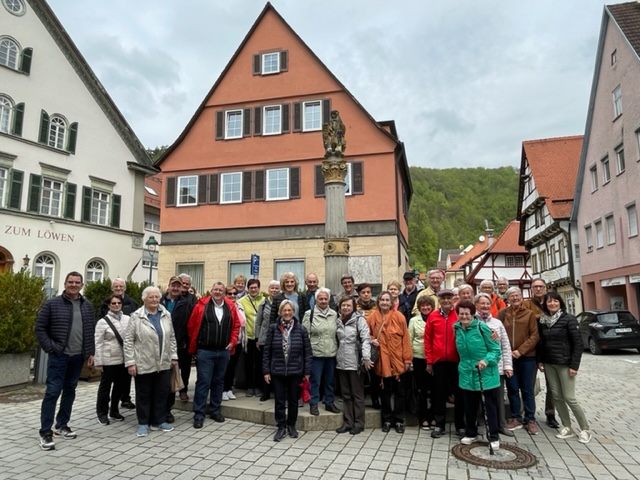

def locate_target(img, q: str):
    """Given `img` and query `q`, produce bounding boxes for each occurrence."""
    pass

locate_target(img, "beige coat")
[124,305,178,374]
[94,311,130,367]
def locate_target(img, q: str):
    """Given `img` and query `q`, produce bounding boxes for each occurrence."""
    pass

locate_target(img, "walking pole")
[476,364,495,456]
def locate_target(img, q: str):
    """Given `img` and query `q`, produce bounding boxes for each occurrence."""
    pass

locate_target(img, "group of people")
[35,269,591,451]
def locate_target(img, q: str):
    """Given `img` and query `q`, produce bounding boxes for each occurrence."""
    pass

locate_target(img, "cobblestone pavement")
[2,350,639,480]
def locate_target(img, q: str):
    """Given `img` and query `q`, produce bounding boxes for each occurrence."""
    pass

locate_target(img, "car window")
[597,312,635,325]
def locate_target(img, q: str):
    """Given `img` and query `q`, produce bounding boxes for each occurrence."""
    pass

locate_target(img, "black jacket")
[537,312,583,370]
[161,292,196,350]
[99,293,139,318]
[399,288,419,323]
[262,319,312,377]
[269,292,308,327]
[35,293,95,358]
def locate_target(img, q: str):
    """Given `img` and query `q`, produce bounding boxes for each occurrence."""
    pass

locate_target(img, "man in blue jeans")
[35,271,95,451]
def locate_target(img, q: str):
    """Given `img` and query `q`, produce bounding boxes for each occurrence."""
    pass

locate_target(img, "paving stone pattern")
[1,351,639,480]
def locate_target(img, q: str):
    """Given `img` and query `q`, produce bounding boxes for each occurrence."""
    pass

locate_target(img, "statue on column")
[322,110,347,158]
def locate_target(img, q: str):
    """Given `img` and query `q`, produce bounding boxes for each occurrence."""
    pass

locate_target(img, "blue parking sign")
[250,254,260,276]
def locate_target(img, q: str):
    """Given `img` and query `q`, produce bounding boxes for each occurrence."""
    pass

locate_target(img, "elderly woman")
[263,300,312,442]
[368,291,412,433]
[538,292,591,443]
[335,296,372,435]
[474,293,514,437]
[302,288,340,416]
[454,300,502,451]
[457,284,475,303]
[387,280,402,312]
[222,285,247,401]
[269,272,307,326]
[124,286,178,437]
[238,279,267,397]
[479,280,507,317]
[498,286,540,435]
[256,280,281,401]
[95,293,130,425]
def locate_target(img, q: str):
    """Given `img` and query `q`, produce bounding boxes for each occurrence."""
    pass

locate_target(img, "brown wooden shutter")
[352,161,364,194]
[289,167,300,199]
[243,108,251,137]
[254,107,262,135]
[242,171,253,202]
[165,176,176,206]
[293,102,301,132]
[198,175,208,204]
[280,51,288,72]
[208,174,219,204]
[215,111,224,140]
[322,99,331,126]
[253,54,261,75]
[254,170,265,201]
[281,104,290,133]
[315,165,325,197]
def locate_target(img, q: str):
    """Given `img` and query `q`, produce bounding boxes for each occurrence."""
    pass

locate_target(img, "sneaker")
[381,422,391,433]
[310,404,320,416]
[136,425,149,437]
[222,391,230,401]
[179,392,189,402]
[506,418,523,431]
[121,400,135,409]
[461,435,482,445]
[246,389,255,397]
[151,423,174,432]
[546,415,560,429]
[526,420,539,435]
[39,433,55,451]
[394,423,405,434]
[490,440,500,451]
[227,390,236,400]
[420,421,432,431]
[578,430,592,444]
[166,413,175,424]
[556,427,574,439]
[325,404,341,414]
[499,428,515,437]
[97,415,110,425]
[109,412,125,421]
[287,425,299,438]
[54,426,77,439]
[431,427,444,438]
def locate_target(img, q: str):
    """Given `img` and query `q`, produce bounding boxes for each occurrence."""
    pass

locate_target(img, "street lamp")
[21,254,30,272]
[145,235,159,285]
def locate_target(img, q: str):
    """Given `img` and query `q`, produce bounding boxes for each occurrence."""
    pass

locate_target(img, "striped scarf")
[279,319,295,362]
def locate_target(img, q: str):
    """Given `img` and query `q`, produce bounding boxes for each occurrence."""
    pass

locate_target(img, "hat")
[169,276,182,285]
[436,288,454,297]
[403,271,415,280]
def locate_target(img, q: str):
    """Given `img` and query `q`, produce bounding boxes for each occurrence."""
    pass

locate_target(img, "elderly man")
[36,272,95,451]
[412,269,444,315]
[399,271,419,322]
[496,277,510,302]
[479,279,507,317]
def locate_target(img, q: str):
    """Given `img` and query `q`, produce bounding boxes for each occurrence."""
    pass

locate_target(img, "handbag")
[370,314,389,364]
[299,376,311,403]
[170,363,184,393]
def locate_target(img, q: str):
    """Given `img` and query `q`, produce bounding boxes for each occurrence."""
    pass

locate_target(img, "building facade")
[156,4,412,294]
[0,0,153,295]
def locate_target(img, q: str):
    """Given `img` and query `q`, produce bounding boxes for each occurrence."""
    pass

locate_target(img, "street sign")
[250,254,260,276]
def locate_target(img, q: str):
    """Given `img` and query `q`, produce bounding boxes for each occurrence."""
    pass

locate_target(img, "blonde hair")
[279,271,299,291]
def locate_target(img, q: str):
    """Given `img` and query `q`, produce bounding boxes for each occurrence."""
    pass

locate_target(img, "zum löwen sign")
[4,224,75,243]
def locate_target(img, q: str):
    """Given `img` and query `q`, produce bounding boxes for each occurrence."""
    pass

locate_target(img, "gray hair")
[278,299,296,316]
[111,277,126,290]
[178,273,192,282]
[458,284,474,294]
[474,292,492,304]
[427,269,444,279]
[315,287,331,300]
[141,286,161,301]
[505,286,522,299]
[268,280,280,289]
[497,276,508,283]
[479,279,494,289]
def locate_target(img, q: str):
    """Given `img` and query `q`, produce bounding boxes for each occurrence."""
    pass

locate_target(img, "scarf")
[540,310,563,328]
[477,311,491,321]
[279,318,295,362]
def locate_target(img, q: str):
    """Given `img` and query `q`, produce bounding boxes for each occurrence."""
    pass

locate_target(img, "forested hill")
[407,166,519,270]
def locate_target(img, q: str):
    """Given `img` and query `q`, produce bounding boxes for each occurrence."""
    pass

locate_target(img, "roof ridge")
[522,134,583,145]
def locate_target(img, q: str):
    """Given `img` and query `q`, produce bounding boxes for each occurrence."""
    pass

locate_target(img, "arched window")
[86,260,106,283]
[3,0,26,16]
[48,115,66,149]
[0,37,19,69]
[0,95,12,133]
[33,253,56,298]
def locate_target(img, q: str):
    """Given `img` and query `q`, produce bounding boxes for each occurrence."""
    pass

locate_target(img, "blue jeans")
[310,356,336,406]
[193,349,229,421]
[40,353,84,435]
[506,356,537,423]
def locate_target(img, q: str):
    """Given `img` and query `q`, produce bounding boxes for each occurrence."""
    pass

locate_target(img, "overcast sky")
[48,0,610,168]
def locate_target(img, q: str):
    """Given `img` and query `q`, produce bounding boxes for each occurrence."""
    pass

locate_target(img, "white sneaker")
[461,435,482,445]
[555,427,574,439]
[578,430,592,444]
[227,390,236,400]
[490,440,500,451]
[222,391,229,401]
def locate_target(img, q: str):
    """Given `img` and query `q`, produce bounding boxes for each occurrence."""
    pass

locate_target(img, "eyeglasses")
[110,301,122,305]
[532,285,546,289]
[226,292,237,296]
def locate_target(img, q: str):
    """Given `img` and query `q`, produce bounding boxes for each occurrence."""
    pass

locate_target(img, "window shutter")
[352,161,364,194]
[27,174,42,213]
[293,102,302,132]
[63,183,76,219]
[322,99,331,126]
[111,194,121,228]
[254,170,265,201]
[165,176,176,207]
[253,54,261,75]
[243,108,251,137]
[315,164,325,197]
[198,175,208,204]
[38,110,50,144]
[67,122,78,153]
[281,104,290,133]
[12,102,24,136]
[280,51,288,72]
[81,187,92,222]
[254,107,262,135]
[289,167,300,199]
[242,171,253,202]
[8,169,23,209]
[208,174,219,204]
[215,110,224,140]
[20,47,32,75]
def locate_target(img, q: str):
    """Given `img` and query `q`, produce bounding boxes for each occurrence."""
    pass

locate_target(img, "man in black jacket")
[398,271,419,322]
[35,272,95,451]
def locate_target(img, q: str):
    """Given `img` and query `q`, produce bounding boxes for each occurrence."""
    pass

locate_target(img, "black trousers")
[338,369,365,429]
[245,340,262,391]
[369,371,381,406]
[272,375,301,428]
[463,387,500,441]
[167,348,192,410]
[120,375,133,403]
[413,358,434,424]
[96,364,128,416]
[134,369,170,426]
[432,361,465,430]
[381,374,407,425]
[223,347,241,391]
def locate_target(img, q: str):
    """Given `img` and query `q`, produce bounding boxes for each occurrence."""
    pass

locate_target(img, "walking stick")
[476,365,495,456]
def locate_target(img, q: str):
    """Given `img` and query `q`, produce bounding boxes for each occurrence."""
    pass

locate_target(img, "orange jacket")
[490,293,507,318]
[368,310,412,378]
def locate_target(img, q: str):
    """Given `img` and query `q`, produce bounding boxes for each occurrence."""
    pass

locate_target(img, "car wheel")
[589,337,602,355]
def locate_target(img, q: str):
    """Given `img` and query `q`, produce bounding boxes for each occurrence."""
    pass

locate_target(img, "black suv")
[577,310,640,355]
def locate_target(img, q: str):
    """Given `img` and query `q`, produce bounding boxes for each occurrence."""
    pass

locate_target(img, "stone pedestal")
[322,157,349,295]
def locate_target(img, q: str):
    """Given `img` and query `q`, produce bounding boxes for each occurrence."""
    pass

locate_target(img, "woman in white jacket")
[95,293,130,425]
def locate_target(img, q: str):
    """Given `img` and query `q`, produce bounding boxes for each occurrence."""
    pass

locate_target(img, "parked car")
[577,310,640,355]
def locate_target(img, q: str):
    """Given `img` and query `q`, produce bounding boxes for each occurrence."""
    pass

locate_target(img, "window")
[48,115,66,149]
[225,110,243,139]
[574,244,580,261]
[303,101,321,131]
[535,209,544,228]
[549,245,556,268]
[144,221,160,232]
[605,215,616,245]
[91,190,110,226]
[559,239,566,264]
[589,165,598,191]
[615,145,625,174]
[141,251,158,269]
[266,168,289,201]
[601,156,610,183]
[595,220,604,248]
[229,262,251,285]
[0,95,11,132]
[585,225,593,252]
[175,263,204,295]
[2,0,26,15]
[531,253,538,273]
[85,260,105,283]
[0,37,19,69]
[263,105,281,135]
[505,256,524,267]
[539,249,547,271]
[613,85,622,117]
[627,204,638,237]
[177,175,197,206]
[33,253,56,298]
[40,178,63,217]
[344,163,353,195]
[611,49,617,66]
[220,172,242,204]
[274,259,305,285]
[0,167,6,207]
[636,128,640,161]
[262,52,280,74]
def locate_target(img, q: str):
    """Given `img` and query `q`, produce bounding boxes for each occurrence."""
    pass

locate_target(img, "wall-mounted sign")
[600,276,626,287]
[3,225,75,243]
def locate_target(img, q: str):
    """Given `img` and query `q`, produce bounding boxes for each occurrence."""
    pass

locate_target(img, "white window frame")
[344,162,353,196]
[0,37,19,69]
[176,175,198,207]
[220,172,242,204]
[302,100,322,131]
[585,225,593,252]
[225,109,243,139]
[627,203,638,237]
[589,165,598,192]
[613,85,622,118]
[0,167,7,208]
[85,259,105,283]
[531,253,538,273]
[262,105,281,135]
[605,215,616,245]
[144,221,160,232]
[615,145,625,174]
[274,259,305,285]
[90,189,110,226]
[261,52,280,75]
[601,156,611,183]
[636,128,640,161]
[33,253,56,297]
[0,95,12,133]
[266,168,289,201]
[48,115,66,150]
[3,0,26,15]
[595,220,604,249]
[539,249,547,271]
[40,178,63,217]
[611,49,617,66]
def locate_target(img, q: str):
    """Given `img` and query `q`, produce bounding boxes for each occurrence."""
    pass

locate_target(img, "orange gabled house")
[155,3,412,293]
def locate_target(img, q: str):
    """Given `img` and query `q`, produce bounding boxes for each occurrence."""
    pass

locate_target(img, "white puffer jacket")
[94,311,130,367]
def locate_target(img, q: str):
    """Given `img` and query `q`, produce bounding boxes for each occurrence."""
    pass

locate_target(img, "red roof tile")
[449,239,489,270]
[488,220,526,254]
[608,2,640,58]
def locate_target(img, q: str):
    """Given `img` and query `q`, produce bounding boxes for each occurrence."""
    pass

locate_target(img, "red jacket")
[490,293,507,318]
[424,308,459,364]
[187,296,241,355]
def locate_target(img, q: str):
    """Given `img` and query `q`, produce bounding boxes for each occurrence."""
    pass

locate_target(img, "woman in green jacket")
[454,300,502,450]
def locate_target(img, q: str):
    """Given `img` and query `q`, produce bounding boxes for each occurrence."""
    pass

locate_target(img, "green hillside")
[407,166,520,270]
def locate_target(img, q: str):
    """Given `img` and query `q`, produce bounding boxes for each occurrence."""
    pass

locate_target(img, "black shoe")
[211,414,225,423]
[287,425,298,438]
[350,426,364,435]
[546,416,560,429]
[193,419,204,429]
[381,422,391,433]
[121,401,135,409]
[456,428,466,438]
[310,404,320,416]
[431,427,444,438]
[394,422,405,434]
[325,404,341,414]
[259,394,270,401]
[109,412,125,421]
[274,427,287,442]
[371,399,381,410]
[97,415,110,425]
[39,433,55,451]
[166,413,175,424]
[336,425,351,434]
[246,389,255,397]
[499,428,515,437]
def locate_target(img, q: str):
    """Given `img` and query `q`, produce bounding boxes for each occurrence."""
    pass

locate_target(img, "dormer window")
[253,51,288,75]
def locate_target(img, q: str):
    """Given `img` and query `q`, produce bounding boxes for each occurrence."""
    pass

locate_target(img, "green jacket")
[302,307,338,357]
[454,318,501,391]
[238,292,267,340]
